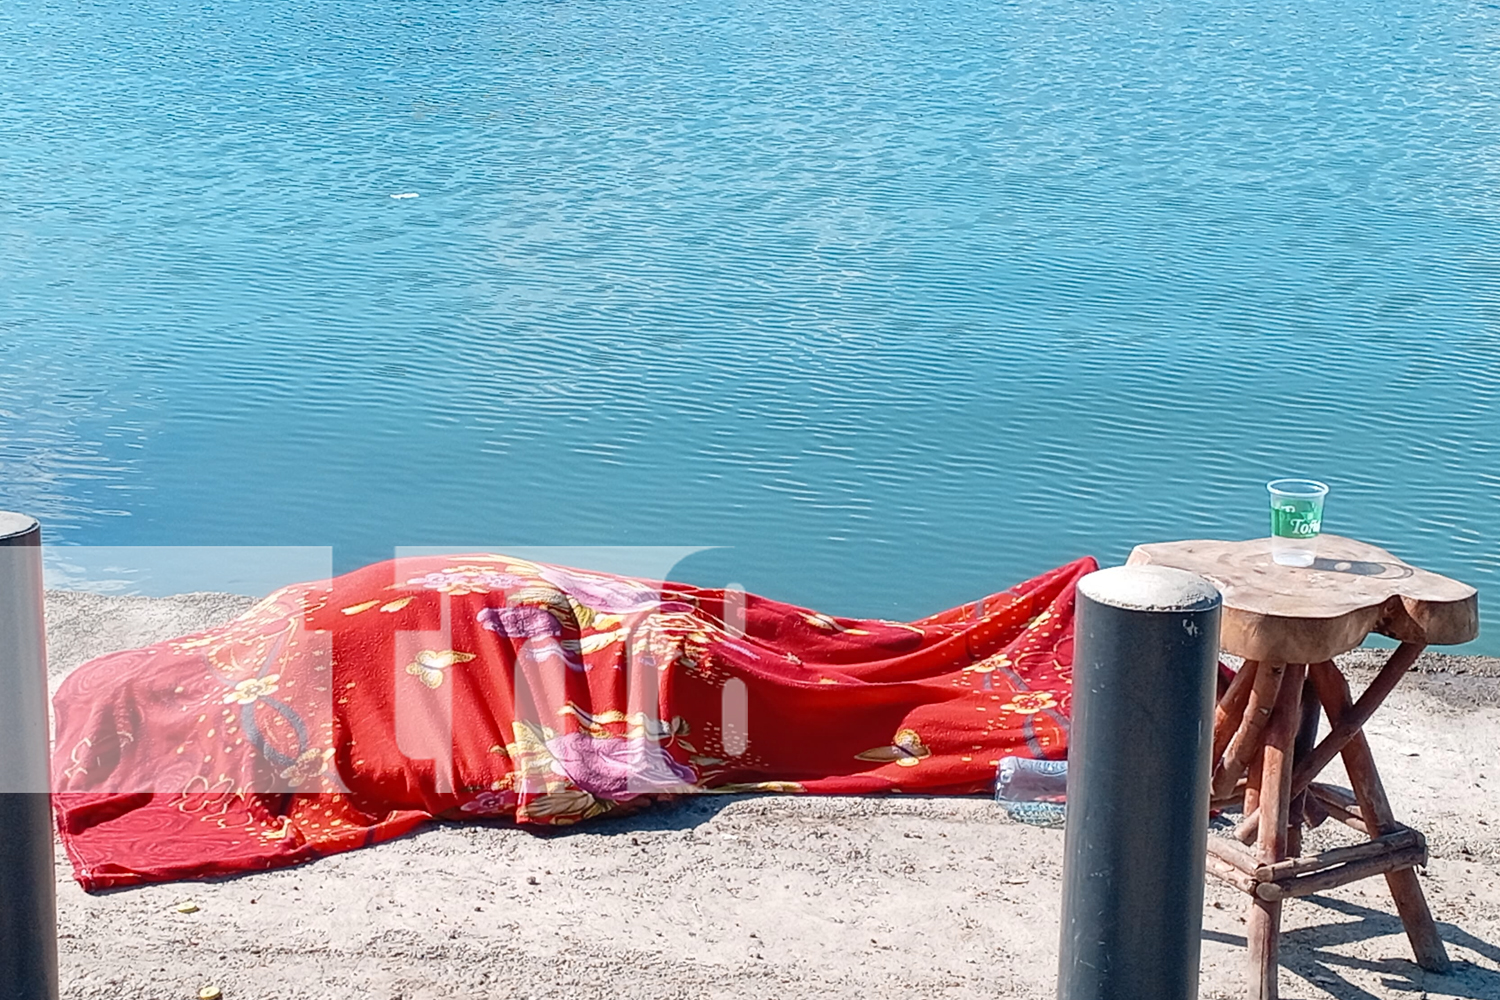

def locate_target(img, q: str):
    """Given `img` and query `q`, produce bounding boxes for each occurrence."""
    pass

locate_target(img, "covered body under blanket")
[52,553,1095,890]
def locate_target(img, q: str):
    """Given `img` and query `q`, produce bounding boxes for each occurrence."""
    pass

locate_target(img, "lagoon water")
[3,1,1498,650]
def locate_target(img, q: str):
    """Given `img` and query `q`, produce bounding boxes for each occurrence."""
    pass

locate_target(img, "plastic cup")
[1267,479,1328,567]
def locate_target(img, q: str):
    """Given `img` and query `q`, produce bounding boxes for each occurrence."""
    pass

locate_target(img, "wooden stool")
[1127,535,1478,1000]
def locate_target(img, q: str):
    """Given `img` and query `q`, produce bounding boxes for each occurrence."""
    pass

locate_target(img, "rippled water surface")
[3,1,1498,649]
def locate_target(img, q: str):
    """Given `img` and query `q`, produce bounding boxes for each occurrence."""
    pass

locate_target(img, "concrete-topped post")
[0,513,58,1000]
[1057,565,1221,1000]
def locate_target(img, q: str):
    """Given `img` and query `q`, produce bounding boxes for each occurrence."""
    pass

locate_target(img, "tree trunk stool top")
[1126,535,1478,1000]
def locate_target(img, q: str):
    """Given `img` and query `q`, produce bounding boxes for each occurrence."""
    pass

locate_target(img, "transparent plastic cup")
[1267,479,1328,567]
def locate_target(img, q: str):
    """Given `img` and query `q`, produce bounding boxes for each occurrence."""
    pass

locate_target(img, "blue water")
[3,1,1498,650]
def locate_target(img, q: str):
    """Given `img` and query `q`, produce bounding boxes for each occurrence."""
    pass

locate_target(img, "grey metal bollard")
[1057,565,1221,1000]
[0,513,59,1000]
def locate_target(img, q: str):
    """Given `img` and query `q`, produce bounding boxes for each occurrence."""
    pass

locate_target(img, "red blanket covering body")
[53,553,1096,890]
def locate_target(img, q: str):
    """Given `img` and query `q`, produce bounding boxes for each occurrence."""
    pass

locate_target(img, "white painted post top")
[1079,564,1221,613]
[0,511,40,542]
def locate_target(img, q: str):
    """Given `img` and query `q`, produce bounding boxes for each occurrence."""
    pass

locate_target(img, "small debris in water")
[390,192,419,199]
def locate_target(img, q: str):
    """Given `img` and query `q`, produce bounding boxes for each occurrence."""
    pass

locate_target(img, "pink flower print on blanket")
[534,566,693,616]
[476,604,563,638]
[460,789,520,815]
[545,732,699,800]
[476,604,585,671]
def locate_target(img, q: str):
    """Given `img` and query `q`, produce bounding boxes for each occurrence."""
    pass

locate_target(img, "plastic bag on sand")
[994,756,1067,827]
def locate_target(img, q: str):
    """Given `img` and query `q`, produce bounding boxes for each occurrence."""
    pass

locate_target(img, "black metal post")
[0,513,58,1000]
[1058,564,1221,1000]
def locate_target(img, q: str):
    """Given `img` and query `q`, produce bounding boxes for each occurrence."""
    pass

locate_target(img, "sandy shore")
[43,590,1500,1000]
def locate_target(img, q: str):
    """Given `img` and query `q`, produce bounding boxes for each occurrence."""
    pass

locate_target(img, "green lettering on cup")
[1271,502,1322,539]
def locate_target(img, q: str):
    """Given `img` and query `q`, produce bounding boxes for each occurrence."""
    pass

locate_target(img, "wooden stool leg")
[1287,677,1322,858]
[1214,659,1260,765]
[1216,661,1286,800]
[1291,643,1424,798]
[1308,661,1452,974]
[1243,744,1265,822]
[1247,663,1306,1000]
[1346,732,1451,972]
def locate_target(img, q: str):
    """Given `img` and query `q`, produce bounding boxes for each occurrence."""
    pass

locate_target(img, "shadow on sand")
[1204,894,1500,1000]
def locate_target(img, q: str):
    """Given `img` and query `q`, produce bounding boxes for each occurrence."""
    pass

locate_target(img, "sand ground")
[42,590,1500,1000]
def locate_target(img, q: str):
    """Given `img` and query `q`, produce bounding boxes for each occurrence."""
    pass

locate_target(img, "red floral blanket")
[52,553,1095,890]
